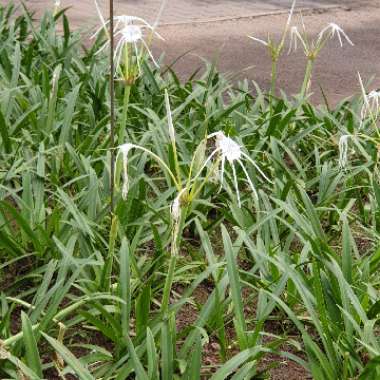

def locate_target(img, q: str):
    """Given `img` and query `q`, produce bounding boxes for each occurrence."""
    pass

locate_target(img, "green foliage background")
[0,3,380,379]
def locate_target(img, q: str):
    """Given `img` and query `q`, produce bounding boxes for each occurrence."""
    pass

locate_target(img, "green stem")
[160,207,187,316]
[270,58,278,104]
[101,214,119,291]
[119,84,131,143]
[161,254,177,316]
[171,140,182,186]
[300,58,314,100]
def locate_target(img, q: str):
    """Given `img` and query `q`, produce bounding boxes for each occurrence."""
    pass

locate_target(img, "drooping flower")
[207,132,272,207]
[338,134,351,169]
[118,143,133,199]
[318,23,354,47]
[171,188,186,224]
[164,90,176,144]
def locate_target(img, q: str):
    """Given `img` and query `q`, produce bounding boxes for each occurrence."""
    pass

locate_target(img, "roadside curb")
[158,5,349,27]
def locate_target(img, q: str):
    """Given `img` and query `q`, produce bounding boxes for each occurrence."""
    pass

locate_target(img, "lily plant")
[93,0,166,143]
[248,0,296,103]
[288,20,354,99]
[116,90,271,315]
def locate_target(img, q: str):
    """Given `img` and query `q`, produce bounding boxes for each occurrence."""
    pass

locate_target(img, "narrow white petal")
[220,155,226,186]
[231,163,241,208]
[141,38,160,68]
[94,0,108,36]
[192,148,222,183]
[248,36,269,47]
[237,159,258,200]
[241,152,272,184]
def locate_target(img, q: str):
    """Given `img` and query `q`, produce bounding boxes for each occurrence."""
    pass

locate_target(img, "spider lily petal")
[237,159,258,200]
[288,26,307,54]
[288,26,299,53]
[285,0,297,30]
[230,162,241,207]
[248,36,269,47]
[318,23,354,47]
[93,0,108,37]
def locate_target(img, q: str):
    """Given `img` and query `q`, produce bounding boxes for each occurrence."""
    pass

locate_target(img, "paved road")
[154,1,380,104]
[5,0,380,103]
[15,0,366,26]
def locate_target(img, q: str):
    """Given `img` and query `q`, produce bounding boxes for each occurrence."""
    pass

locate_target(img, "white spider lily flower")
[208,132,272,207]
[54,0,61,7]
[119,143,133,199]
[165,90,176,144]
[93,0,163,77]
[338,134,351,169]
[288,26,307,54]
[318,23,354,47]
[93,0,164,39]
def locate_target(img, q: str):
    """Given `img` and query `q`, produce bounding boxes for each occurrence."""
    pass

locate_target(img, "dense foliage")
[0,3,380,379]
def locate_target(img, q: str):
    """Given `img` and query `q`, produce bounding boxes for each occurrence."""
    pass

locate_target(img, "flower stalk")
[300,57,314,100]
[248,0,296,108]
[116,101,271,317]
[109,0,116,214]
[289,22,353,100]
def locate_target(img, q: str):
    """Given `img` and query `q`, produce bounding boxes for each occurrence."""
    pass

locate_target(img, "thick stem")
[109,0,115,214]
[161,254,177,316]
[300,58,314,100]
[119,84,131,143]
[160,207,187,316]
[270,58,278,103]
[101,214,119,291]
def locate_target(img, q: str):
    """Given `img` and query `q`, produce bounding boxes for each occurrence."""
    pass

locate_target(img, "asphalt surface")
[5,0,380,103]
